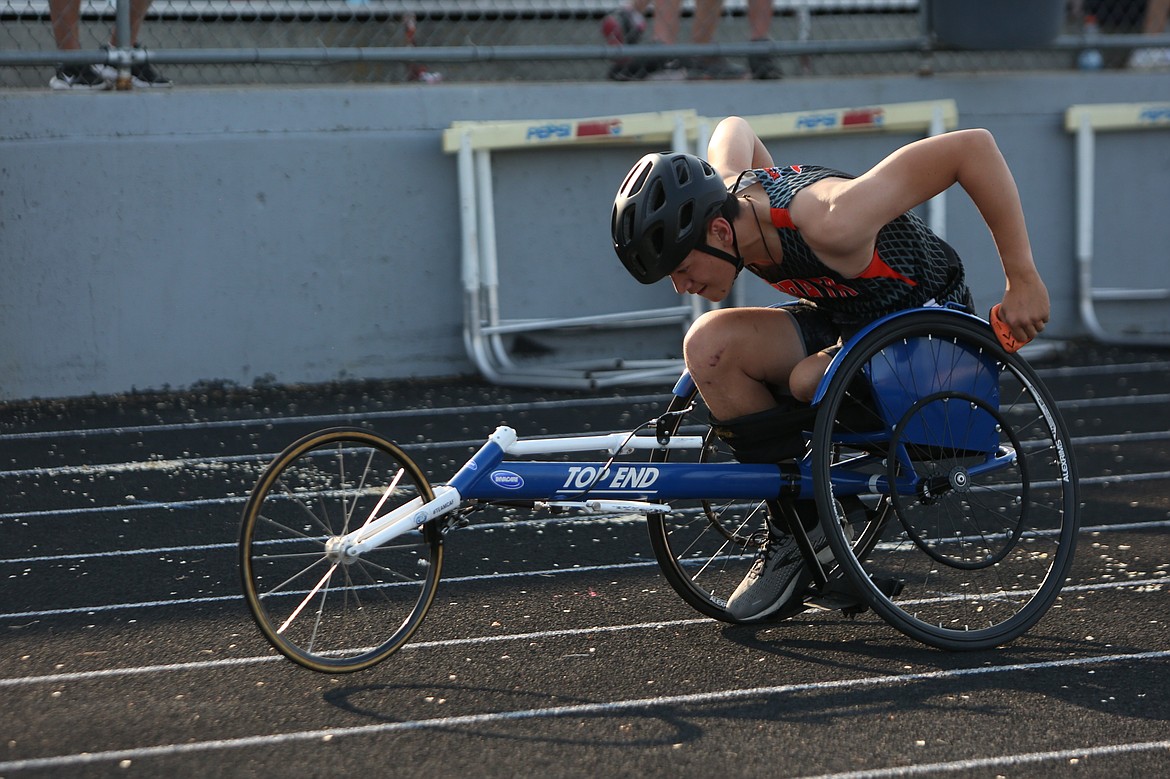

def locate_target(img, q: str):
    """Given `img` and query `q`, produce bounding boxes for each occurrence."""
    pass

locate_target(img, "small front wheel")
[240,427,443,673]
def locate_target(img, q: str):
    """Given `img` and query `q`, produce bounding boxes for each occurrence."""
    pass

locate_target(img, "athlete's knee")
[789,354,830,403]
[682,309,740,377]
[789,373,816,404]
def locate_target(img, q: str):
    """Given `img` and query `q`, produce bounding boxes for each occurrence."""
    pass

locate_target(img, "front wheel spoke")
[339,445,379,535]
[278,561,339,635]
[278,482,337,538]
[358,467,407,533]
[351,554,426,585]
[259,554,331,598]
[256,512,329,543]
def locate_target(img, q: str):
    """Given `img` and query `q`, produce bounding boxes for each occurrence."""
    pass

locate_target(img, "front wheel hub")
[325,536,359,565]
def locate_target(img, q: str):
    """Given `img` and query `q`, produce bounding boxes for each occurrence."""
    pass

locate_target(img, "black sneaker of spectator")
[748,39,783,80]
[686,57,749,80]
[49,64,112,91]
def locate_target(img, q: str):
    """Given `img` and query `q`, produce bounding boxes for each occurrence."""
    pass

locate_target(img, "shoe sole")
[49,81,111,91]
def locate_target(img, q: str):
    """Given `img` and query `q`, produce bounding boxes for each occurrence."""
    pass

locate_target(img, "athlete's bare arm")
[706,116,774,184]
[794,129,1050,343]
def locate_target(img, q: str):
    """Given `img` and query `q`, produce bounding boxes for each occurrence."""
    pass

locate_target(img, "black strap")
[696,241,743,272]
[695,214,745,276]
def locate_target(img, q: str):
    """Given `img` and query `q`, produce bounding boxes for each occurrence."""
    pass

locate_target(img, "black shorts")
[784,301,848,357]
[783,291,976,359]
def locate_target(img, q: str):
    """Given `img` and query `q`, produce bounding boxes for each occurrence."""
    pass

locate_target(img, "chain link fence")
[1,0,1166,88]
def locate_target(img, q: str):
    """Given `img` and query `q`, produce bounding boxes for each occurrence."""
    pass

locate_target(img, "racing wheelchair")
[239,306,1079,672]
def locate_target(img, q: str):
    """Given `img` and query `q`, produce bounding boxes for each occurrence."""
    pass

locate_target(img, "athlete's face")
[669,250,736,302]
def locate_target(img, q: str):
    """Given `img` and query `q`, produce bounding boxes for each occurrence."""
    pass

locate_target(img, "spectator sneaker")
[748,39,782,80]
[603,6,648,80]
[97,45,173,88]
[49,65,112,91]
[686,56,749,80]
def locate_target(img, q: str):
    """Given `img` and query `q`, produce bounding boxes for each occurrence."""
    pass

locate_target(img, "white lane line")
[1,514,1168,618]
[0,618,710,688]
[1,575,1166,681]
[0,559,665,620]
[1066,392,1170,408]
[0,650,1166,774]
[1035,359,1170,377]
[0,512,649,565]
[0,513,649,565]
[797,740,1170,779]
[3,506,1169,569]
[3,559,1167,622]
[0,493,249,520]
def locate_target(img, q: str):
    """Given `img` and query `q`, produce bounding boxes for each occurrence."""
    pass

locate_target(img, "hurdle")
[442,110,700,389]
[1066,102,1170,345]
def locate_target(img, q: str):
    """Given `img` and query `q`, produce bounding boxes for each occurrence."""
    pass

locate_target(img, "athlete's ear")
[707,216,732,245]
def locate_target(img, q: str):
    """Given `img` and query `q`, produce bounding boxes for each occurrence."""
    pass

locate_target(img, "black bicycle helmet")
[611,152,737,284]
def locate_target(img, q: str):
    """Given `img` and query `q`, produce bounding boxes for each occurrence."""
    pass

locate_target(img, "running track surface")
[1,342,1168,778]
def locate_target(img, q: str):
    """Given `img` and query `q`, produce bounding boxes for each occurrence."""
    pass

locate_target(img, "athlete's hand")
[997,276,1050,350]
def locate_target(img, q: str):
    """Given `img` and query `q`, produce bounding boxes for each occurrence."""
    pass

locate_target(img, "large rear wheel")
[810,311,1079,650]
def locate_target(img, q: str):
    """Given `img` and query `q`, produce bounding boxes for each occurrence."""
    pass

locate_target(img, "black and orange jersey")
[743,165,971,325]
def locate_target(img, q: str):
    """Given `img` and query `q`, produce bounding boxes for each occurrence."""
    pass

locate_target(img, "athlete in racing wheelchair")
[610,118,1052,620]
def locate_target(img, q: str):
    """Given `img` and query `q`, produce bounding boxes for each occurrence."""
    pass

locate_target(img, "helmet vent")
[622,162,651,196]
[648,179,667,212]
[678,201,694,238]
[616,206,634,243]
[649,224,665,255]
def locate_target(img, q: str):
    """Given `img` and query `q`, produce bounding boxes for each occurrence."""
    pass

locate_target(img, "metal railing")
[3,0,1167,88]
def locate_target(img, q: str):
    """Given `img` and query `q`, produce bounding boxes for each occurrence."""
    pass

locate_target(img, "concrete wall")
[2,71,1168,400]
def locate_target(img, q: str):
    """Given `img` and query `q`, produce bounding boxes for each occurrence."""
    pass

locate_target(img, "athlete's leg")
[683,305,839,464]
[789,350,836,403]
[683,307,837,620]
[682,306,805,420]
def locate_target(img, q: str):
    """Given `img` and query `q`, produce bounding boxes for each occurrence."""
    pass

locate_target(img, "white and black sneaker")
[727,523,832,621]
[49,64,112,91]
[97,45,173,88]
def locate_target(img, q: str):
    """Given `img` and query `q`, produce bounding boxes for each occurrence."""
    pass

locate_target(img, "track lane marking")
[3,511,1169,566]
[0,650,1166,773]
[798,739,1170,778]
[1,575,1166,685]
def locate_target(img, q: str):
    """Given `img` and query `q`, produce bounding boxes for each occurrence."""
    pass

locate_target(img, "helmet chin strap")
[696,220,745,277]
